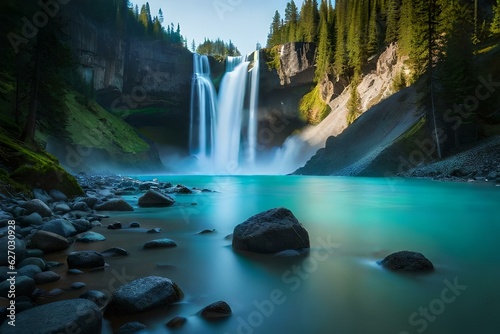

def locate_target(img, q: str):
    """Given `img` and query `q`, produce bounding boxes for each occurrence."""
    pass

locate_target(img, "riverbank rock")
[143,238,177,249]
[95,199,134,211]
[116,321,147,334]
[380,251,434,272]
[76,231,106,243]
[107,276,182,314]
[67,250,105,269]
[40,219,77,237]
[200,301,232,319]
[0,299,102,334]
[29,230,70,252]
[24,199,53,217]
[0,276,35,298]
[138,190,175,207]
[166,316,187,328]
[232,208,310,254]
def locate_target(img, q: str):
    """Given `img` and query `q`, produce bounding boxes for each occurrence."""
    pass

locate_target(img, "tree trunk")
[20,48,39,144]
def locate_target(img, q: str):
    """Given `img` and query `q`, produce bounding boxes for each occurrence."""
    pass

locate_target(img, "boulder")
[67,250,105,269]
[232,208,310,254]
[24,199,52,217]
[34,271,61,284]
[22,212,43,226]
[0,299,102,334]
[200,301,232,319]
[102,247,129,257]
[76,231,106,243]
[18,257,46,270]
[138,190,175,208]
[71,201,89,211]
[40,219,77,237]
[49,189,68,202]
[17,264,42,279]
[380,251,434,272]
[143,238,177,249]
[166,316,187,328]
[116,321,147,334]
[79,290,111,310]
[53,203,72,214]
[29,230,70,253]
[95,199,134,211]
[33,189,52,204]
[107,276,182,314]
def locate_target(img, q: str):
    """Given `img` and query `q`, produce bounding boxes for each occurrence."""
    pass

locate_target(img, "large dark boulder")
[232,208,310,254]
[40,219,77,237]
[107,276,182,314]
[0,299,102,334]
[380,251,434,272]
[24,199,52,217]
[29,230,70,252]
[200,301,232,319]
[95,199,134,211]
[67,250,105,269]
[138,190,175,207]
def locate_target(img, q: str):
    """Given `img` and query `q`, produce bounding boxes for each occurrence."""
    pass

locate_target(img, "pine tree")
[385,0,400,44]
[333,0,347,76]
[491,0,500,35]
[315,0,332,81]
[267,10,283,47]
[398,0,413,55]
[285,1,299,42]
[367,2,380,56]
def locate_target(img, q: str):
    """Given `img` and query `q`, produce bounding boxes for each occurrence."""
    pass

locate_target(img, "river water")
[42,176,500,334]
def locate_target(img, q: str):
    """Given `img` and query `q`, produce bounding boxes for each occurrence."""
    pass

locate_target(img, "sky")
[136,0,298,55]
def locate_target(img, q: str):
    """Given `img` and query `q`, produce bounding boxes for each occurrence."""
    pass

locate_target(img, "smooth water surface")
[43,176,500,334]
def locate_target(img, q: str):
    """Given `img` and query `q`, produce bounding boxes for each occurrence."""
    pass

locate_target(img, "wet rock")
[232,208,310,254]
[166,316,187,328]
[143,238,177,249]
[34,271,60,284]
[53,203,72,214]
[0,276,35,298]
[200,301,232,319]
[102,247,129,257]
[0,299,102,334]
[71,219,92,233]
[107,222,122,230]
[147,228,162,234]
[76,231,106,243]
[80,290,110,310]
[22,212,43,227]
[18,257,46,270]
[33,189,52,204]
[67,269,84,275]
[67,250,105,269]
[17,265,42,279]
[95,199,134,211]
[129,222,141,228]
[198,229,215,234]
[274,249,302,257]
[380,251,434,272]
[29,230,70,253]
[71,201,89,212]
[174,185,192,194]
[107,276,182,314]
[72,282,86,289]
[49,189,68,202]
[116,321,147,334]
[24,199,52,217]
[40,219,77,237]
[138,190,175,208]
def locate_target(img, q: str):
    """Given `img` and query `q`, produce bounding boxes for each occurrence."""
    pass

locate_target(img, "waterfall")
[189,52,261,174]
[189,54,217,164]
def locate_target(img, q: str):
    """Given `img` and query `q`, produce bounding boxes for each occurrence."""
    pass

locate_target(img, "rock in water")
[29,230,70,253]
[67,250,105,269]
[232,207,310,254]
[24,199,52,217]
[107,276,182,314]
[143,238,177,249]
[138,190,175,207]
[40,219,77,237]
[200,301,232,319]
[76,231,106,243]
[166,316,187,328]
[0,299,102,334]
[95,199,134,211]
[380,251,434,272]
[116,321,147,334]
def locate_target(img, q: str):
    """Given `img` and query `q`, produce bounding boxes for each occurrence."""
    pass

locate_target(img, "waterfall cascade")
[189,51,261,174]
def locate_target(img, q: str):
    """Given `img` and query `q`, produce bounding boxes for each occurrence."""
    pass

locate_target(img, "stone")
[71,219,92,233]
[102,247,129,257]
[72,282,87,289]
[40,219,77,237]
[200,301,232,319]
[116,321,147,334]
[79,290,110,309]
[34,271,61,284]
[138,190,175,207]
[95,199,133,211]
[53,203,71,214]
[24,199,52,217]
[67,250,105,269]
[22,212,43,226]
[380,251,434,272]
[198,229,215,234]
[29,230,70,253]
[143,238,177,249]
[166,316,187,328]
[107,276,182,314]
[71,201,89,211]
[232,208,310,254]
[107,222,122,230]
[18,257,46,270]
[147,228,162,233]
[17,264,42,279]
[129,222,141,228]
[49,189,68,202]
[174,185,192,194]
[33,189,52,204]
[0,276,35,298]
[0,299,102,334]
[76,231,106,243]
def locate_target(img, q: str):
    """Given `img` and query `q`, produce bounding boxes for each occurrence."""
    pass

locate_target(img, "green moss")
[64,93,150,156]
[299,84,331,125]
